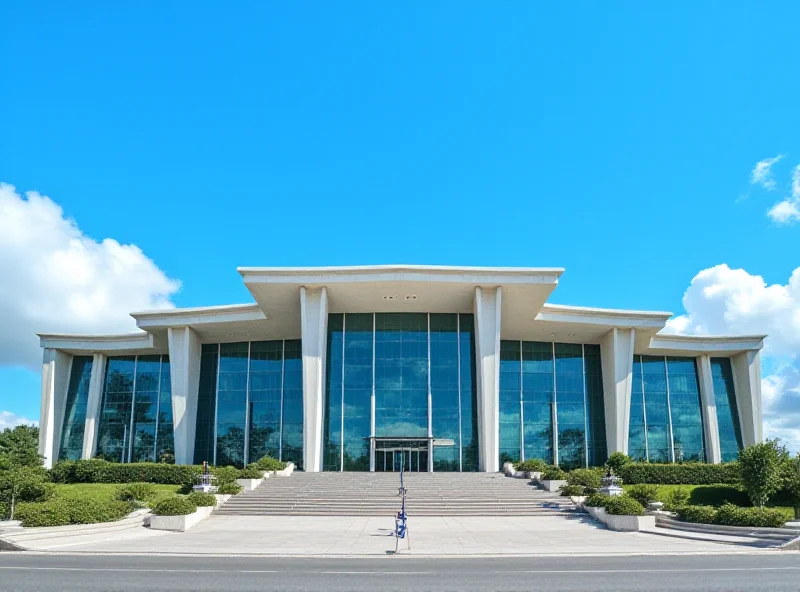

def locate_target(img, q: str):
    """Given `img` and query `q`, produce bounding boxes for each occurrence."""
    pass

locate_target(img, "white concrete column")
[82,353,107,460]
[39,349,72,468]
[731,350,763,447]
[474,286,502,473]
[168,327,202,465]
[599,328,636,456]
[300,286,328,472]
[696,355,722,464]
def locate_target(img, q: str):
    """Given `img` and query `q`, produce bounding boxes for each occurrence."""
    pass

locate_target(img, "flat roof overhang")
[239,264,564,340]
[37,332,165,356]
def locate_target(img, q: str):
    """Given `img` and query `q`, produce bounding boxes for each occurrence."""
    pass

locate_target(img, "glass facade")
[711,357,743,462]
[96,355,173,463]
[58,356,93,461]
[628,355,705,463]
[323,313,478,471]
[499,341,606,469]
[192,340,303,468]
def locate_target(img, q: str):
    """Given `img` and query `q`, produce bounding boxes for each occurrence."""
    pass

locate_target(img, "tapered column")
[731,350,763,447]
[600,328,636,456]
[474,286,502,472]
[39,349,72,468]
[696,355,722,464]
[300,286,328,472]
[168,327,202,465]
[82,353,107,459]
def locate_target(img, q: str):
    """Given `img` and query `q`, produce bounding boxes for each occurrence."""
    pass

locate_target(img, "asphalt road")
[1,553,799,592]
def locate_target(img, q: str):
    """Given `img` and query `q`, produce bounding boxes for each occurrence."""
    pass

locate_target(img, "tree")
[738,440,788,508]
[0,425,50,520]
[783,454,800,520]
[606,451,632,473]
[0,425,40,468]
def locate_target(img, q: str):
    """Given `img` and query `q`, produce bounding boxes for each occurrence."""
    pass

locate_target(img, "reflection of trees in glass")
[132,430,156,462]
[248,426,278,461]
[216,427,245,467]
[558,427,586,470]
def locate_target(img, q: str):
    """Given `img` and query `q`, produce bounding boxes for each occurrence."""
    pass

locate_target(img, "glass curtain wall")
[498,341,606,469]
[323,313,478,471]
[96,355,173,463]
[192,340,303,468]
[58,356,94,461]
[628,355,706,463]
[711,358,743,462]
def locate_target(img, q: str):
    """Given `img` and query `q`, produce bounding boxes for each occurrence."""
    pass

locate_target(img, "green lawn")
[54,483,182,505]
[622,483,796,519]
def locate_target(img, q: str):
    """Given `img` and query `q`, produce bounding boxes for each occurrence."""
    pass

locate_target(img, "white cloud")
[751,154,783,190]
[0,183,180,370]
[0,410,38,430]
[767,164,800,225]
[665,264,800,452]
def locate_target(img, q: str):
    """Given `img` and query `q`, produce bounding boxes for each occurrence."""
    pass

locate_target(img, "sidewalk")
[3,513,780,556]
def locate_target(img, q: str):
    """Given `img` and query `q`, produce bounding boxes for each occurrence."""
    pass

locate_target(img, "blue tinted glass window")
[156,356,174,462]
[59,356,93,461]
[281,340,304,469]
[499,340,521,465]
[96,357,136,462]
[248,341,283,463]
[668,357,705,462]
[194,344,219,464]
[216,342,248,467]
[711,357,742,462]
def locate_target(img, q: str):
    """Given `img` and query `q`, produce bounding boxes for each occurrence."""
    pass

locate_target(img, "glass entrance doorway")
[373,439,430,472]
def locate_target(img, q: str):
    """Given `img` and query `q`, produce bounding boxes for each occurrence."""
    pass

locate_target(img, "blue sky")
[1,3,799,447]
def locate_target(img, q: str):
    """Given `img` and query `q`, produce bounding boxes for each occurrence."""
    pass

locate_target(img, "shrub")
[603,495,644,516]
[617,462,740,485]
[186,491,217,507]
[714,502,786,528]
[514,459,548,473]
[252,455,287,472]
[783,455,800,519]
[686,485,750,507]
[14,498,131,527]
[542,468,567,481]
[739,441,788,508]
[606,452,632,473]
[216,482,243,495]
[152,496,197,516]
[676,505,718,524]
[115,482,157,504]
[238,466,264,479]
[49,459,203,485]
[559,484,586,497]
[566,468,604,493]
[627,484,659,507]
[211,466,240,485]
[664,487,690,511]
[584,493,611,507]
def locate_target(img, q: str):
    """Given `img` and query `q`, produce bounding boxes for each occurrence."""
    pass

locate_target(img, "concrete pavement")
[1,513,772,555]
[1,553,799,591]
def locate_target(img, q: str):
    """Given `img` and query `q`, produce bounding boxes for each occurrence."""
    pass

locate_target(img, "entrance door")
[373,439,429,472]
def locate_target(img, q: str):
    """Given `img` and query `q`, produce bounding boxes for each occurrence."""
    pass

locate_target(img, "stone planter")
[235,478,263,491]
[527,471,543,481]
[149,505,214,532]
[503,462,517,477]
[541,479,567,492]
[273,462,295,477]
[584,505,655,531]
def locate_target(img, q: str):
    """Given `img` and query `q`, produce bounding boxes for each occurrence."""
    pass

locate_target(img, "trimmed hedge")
[238,466,265,479]
[15,498,132,527]
[51,460,203,485]
[514,459,549,473]
[252,455,287,472]
[627,484,659,507]
[676,505,718,524]
[617,462,740,485]
[566,468,604,493]
[216,482,243,495]
[186,491,217,507]
[676,503,786,528]
[211,466,240,485]
[152,496,197,516]
[559,484,586,497]
[584,493,611,508]
[603,495,645,516]
[542,468,567,481]
[114,482,156,503]
[714,503,786,528]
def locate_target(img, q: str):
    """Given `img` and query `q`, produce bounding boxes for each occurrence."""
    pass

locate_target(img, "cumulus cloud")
[665,264,800,451]
[751,154,783,189]
[767,164,800,225]
[0,410,38,430]
[0,183,180,370]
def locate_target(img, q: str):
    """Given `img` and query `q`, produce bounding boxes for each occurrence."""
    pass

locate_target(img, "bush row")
[676,503,786,528]
[15,498,132,527]
[51,460,203,485]
[583,493,644,516]
[617,462,741,485]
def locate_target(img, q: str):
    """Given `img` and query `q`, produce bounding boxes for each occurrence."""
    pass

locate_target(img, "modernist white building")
[38,265,765,472]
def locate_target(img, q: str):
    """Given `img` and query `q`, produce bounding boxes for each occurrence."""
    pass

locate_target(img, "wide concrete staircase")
[215,472,572,516]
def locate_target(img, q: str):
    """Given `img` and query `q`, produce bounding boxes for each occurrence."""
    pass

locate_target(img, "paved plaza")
[5,513,769,556]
